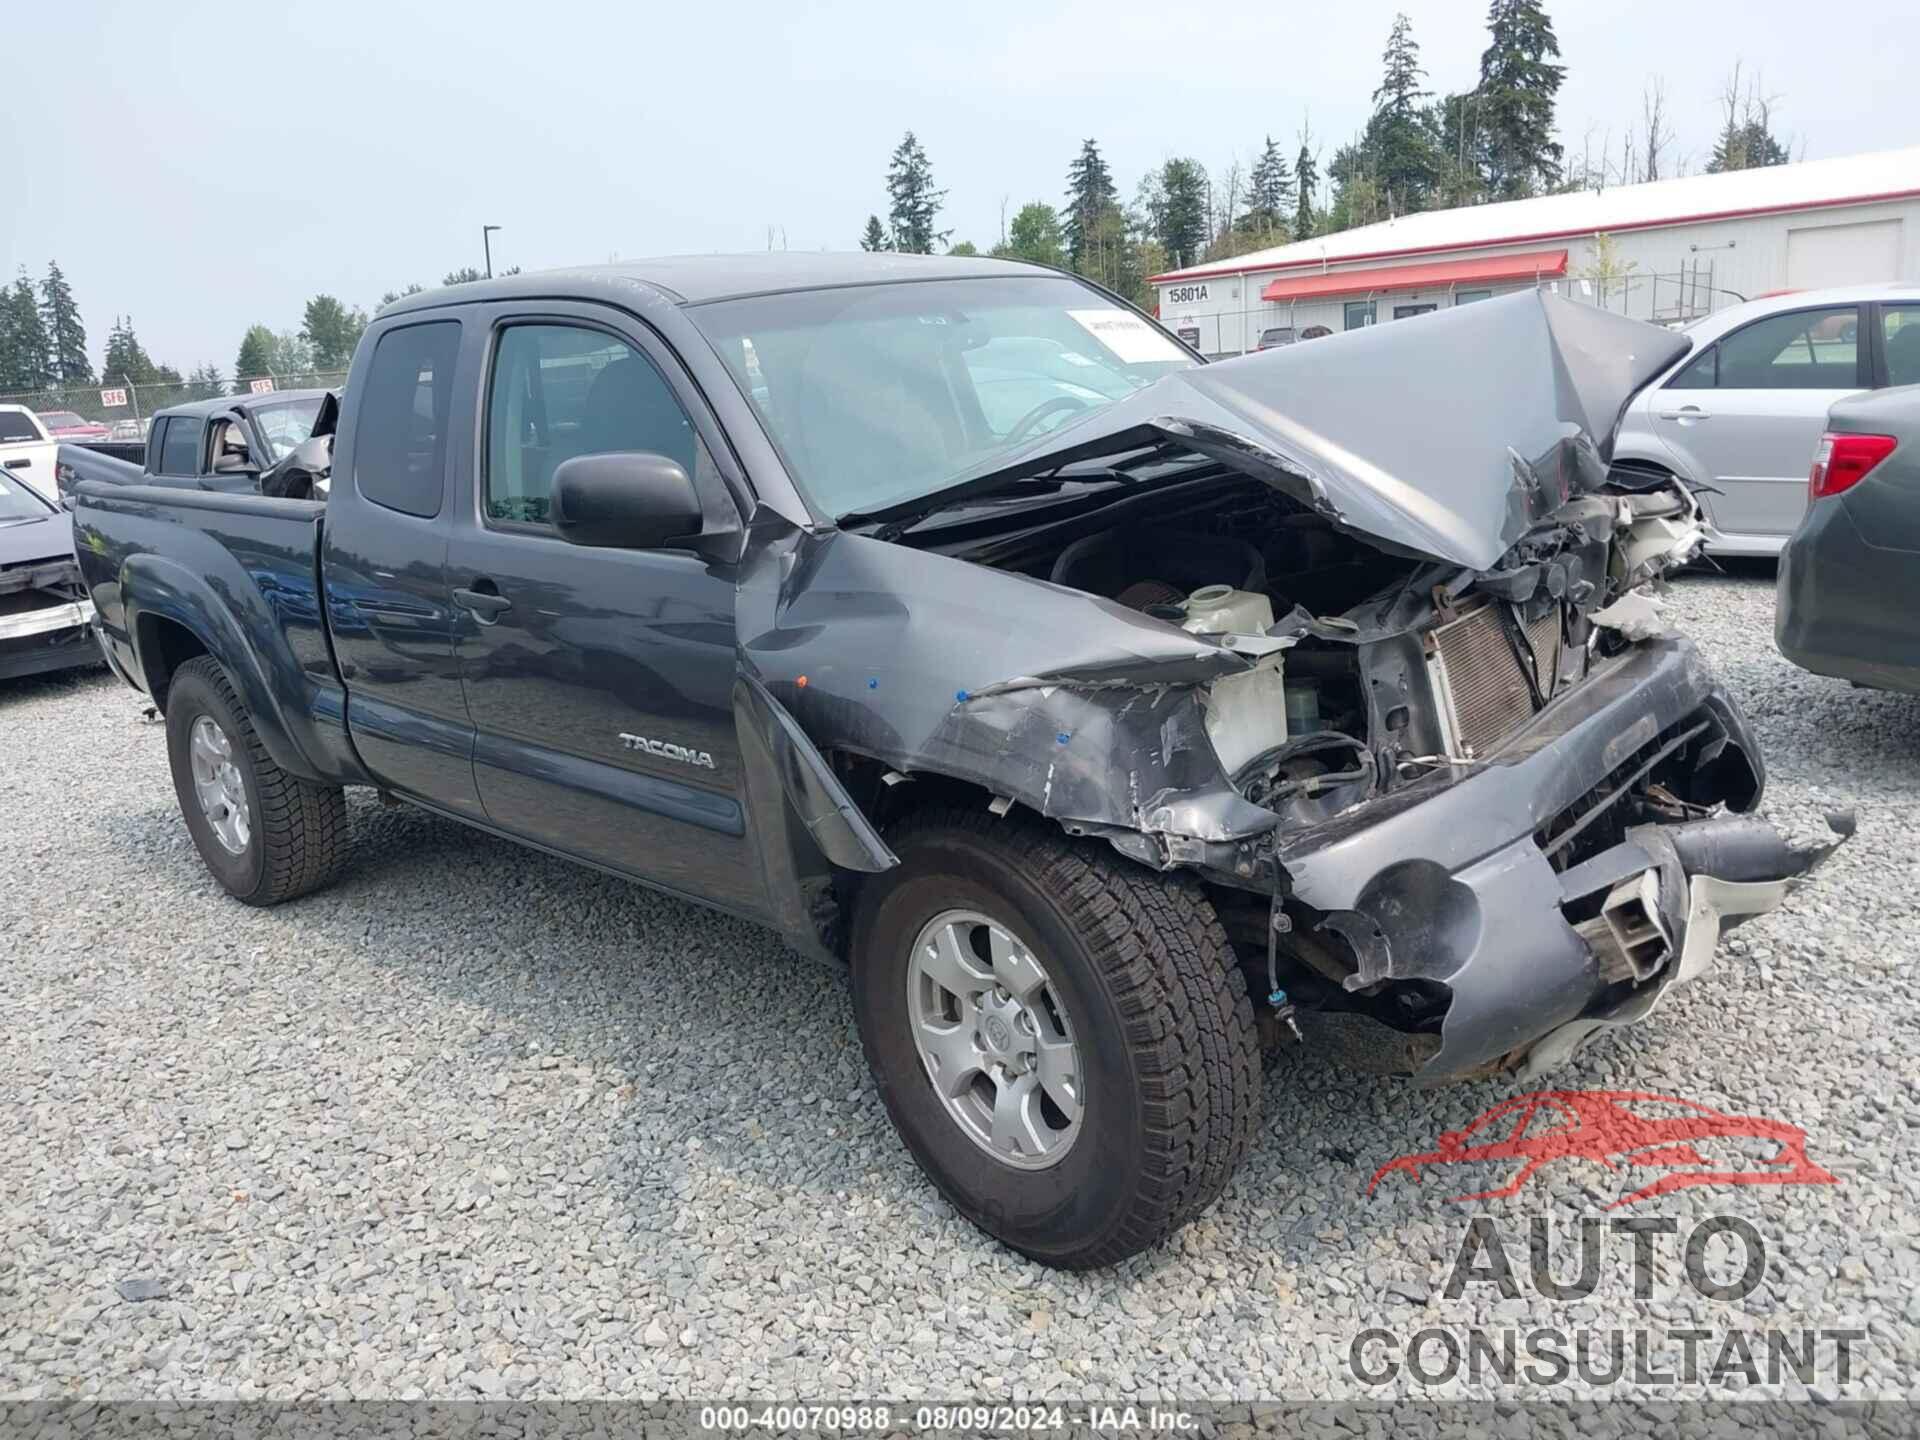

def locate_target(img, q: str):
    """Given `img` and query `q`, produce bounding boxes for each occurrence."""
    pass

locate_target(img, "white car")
[1612,284,1920,555]
[0,404,60,506]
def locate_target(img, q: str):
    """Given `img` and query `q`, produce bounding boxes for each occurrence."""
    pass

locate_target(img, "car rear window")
[355,322,461,519]
[0,411,43,442]
[157,417,202,475]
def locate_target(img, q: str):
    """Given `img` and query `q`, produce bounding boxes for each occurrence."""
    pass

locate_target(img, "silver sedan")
[1612,283,1920,555]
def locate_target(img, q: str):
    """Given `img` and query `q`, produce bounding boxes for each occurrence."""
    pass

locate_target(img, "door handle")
[453,584,513,622]
[1657,406,1711,421]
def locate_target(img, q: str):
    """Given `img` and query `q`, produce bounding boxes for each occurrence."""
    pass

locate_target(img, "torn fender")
[736,527,1279,851]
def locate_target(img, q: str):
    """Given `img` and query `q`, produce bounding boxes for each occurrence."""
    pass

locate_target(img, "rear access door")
[321,315,484,818]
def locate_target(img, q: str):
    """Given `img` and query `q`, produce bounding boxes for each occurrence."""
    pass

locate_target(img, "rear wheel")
[851,806,1260,1268]
[164,656,349,906]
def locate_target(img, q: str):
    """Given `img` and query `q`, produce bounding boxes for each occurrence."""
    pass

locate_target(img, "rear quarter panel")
[71,483,368,785]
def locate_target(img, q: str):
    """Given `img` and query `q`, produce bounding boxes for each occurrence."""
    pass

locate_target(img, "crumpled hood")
[951,290,1691,572]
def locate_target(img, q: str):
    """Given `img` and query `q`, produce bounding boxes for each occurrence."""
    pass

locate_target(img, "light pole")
[482,225,502,279]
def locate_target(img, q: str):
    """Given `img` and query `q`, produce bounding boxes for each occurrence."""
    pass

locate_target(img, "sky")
[3,0,1913,375]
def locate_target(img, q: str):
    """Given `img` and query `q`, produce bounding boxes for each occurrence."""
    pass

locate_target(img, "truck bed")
[69,480,366,787]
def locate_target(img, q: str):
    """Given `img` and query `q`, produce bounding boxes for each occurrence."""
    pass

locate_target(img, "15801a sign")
[1164,283,1210,305]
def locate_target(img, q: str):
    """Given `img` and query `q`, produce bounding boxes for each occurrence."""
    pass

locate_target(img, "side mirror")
[552,451,703,550]
[259,434,332,500]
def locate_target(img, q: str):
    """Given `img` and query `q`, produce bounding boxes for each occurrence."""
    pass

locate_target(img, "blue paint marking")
[868,677,879,690]
[1056,732,1071,745]
[955,689,969,702]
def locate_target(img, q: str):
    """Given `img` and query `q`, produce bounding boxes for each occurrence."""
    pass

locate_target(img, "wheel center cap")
[983,1014,1013,1051]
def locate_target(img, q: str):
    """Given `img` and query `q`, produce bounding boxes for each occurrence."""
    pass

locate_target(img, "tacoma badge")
[618,733,716,769]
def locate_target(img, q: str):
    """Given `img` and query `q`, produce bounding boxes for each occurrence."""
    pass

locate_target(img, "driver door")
[445,306,763,915]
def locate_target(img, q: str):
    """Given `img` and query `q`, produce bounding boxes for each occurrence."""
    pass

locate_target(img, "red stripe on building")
[1258,248,1569,303]
[1149,185,1920,286]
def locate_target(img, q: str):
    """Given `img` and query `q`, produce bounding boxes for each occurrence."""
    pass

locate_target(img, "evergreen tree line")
[858,1,1796,305]
[2,260,523,418]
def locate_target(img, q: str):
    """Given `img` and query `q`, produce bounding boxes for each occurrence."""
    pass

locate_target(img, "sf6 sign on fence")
[99,388,128,408]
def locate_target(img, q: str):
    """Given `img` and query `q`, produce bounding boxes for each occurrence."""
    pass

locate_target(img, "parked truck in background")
[55,390,331,499]
[68,255,1844,1268]
[0,406,61,505]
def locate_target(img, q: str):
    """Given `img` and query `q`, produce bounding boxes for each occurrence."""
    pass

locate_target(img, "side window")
[1666,345,1718,389]
[1716,307,1861,390]
[356,321,461,518]
[1882,305,1920,388]
[484,324,698,527]
[157,417,200,475]
[1344,300,1376,330]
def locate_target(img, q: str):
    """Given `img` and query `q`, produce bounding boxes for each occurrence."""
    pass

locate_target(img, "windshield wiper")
[843,472,1096,541]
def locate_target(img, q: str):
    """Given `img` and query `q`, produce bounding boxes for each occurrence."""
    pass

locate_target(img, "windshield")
[688,275,1197,518]
[39,411,86,429]
[0,410,45,443]
[0,474,53,523]
[251,396,325,460]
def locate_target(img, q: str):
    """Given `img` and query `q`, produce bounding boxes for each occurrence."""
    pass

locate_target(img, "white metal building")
[1152,146,1920,356]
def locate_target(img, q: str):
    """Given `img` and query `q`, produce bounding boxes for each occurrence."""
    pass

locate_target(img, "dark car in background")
[1776,384,1920,694]
[1256,326,1296,350]
[0,470,96,681]
[56,390,331,498]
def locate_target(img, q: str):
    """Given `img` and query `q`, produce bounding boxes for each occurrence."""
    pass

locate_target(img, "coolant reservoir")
[1181,584,1274,636]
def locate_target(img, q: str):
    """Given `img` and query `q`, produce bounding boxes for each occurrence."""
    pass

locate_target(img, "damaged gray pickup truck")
[71,256,1845,1269]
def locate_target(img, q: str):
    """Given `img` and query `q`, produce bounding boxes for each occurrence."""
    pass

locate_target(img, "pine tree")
[1706,65,1791,173]
[188,364,227,401]
[1063,139,1120,273]
[1239,136,1295,241]
[300,294,364,371]
[1149,159,1210,270]
[1294,128,1320,239]
[1365,14,1440,213]
[234,325,275,386]
[39,261,92,386]
[5,272,54,392]
[101,316,158,387]
[859,215,890,252]
[443,266,485,286]
[885,132,948,254]
[1477,0,1565,199]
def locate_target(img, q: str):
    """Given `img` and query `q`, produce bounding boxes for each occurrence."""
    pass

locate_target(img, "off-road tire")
[850,806,1261,1268]
[164,656,349,906]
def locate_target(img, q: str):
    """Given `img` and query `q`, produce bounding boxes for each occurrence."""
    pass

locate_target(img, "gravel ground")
[2,567,1915,1405]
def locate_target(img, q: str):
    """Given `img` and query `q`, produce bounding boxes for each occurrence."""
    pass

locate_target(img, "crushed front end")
[1184,484,1847,1082]
[813,292,1847,1080]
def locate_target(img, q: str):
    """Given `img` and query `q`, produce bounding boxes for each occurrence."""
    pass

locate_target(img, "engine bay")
[915,467,1704,851]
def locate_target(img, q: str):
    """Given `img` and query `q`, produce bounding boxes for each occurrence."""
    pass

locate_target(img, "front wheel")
[850,807,1260,1268]
[164,656,350,906]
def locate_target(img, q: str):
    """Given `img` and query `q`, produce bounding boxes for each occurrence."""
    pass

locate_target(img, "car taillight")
[1808,432,1897,500]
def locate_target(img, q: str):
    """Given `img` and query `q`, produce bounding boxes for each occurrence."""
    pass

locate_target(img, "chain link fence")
[0,370,348,435]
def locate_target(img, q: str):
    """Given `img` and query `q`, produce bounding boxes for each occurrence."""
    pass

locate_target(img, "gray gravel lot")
[2,567,1916,1404]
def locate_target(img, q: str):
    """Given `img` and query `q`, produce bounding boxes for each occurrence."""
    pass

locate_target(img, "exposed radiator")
[1426,602,1564,759]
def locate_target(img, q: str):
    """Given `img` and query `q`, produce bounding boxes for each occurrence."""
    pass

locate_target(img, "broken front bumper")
[1271,636,1846,1081]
